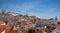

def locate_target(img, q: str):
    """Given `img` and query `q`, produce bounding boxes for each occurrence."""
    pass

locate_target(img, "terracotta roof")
[2,14,10,16]
[0,20,5,25]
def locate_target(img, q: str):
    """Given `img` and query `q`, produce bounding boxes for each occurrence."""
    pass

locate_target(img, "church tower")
[54,16,58,24]
[1,9,6,14]
[55,16,58,21]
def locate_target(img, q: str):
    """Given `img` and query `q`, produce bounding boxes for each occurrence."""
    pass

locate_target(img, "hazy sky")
[0,0,60,21]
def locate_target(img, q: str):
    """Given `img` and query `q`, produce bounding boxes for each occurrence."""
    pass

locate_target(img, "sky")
[0,0,60,21]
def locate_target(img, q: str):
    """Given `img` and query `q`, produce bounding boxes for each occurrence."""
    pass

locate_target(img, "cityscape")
[0,0,60,33]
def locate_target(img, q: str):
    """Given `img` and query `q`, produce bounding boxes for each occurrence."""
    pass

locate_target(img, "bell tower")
[55,16,58,21]
[54,16,58,24]
[2,9,6,14]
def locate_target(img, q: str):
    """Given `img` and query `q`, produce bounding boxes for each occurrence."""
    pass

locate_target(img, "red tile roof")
[0,20,5,25]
